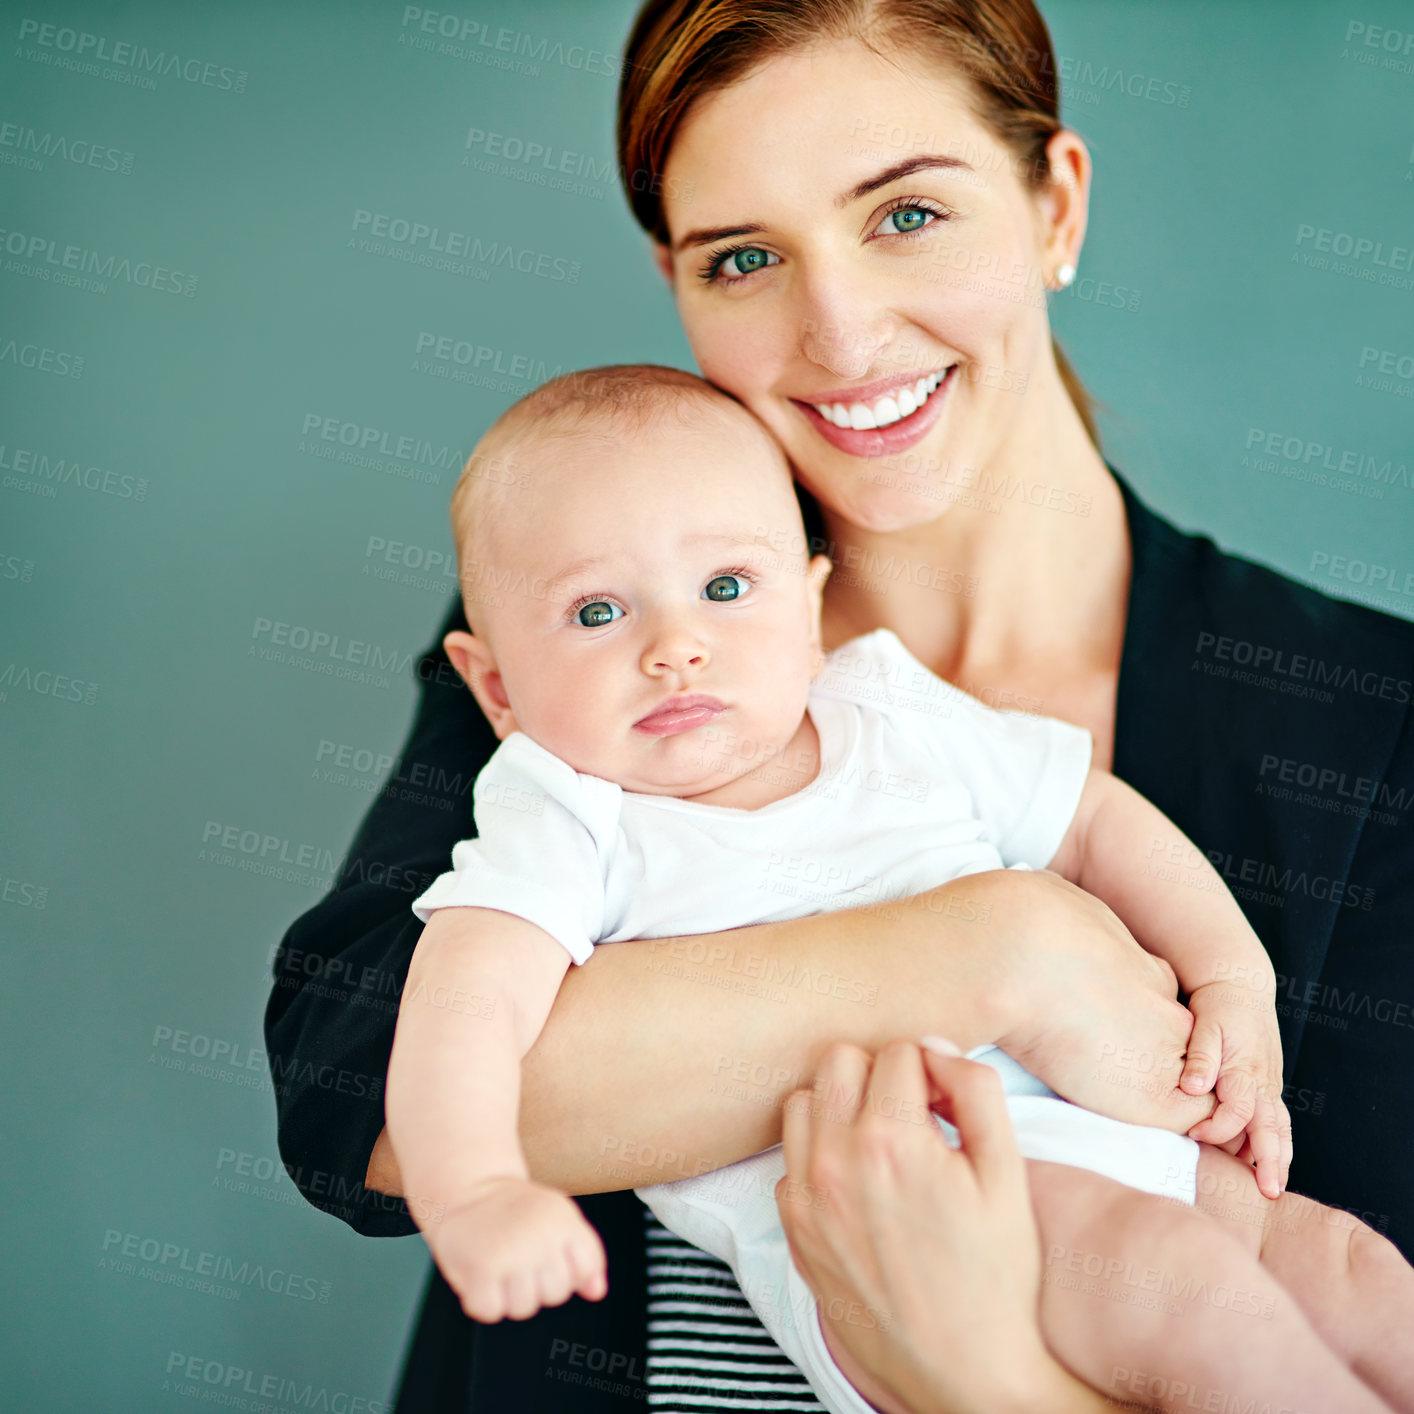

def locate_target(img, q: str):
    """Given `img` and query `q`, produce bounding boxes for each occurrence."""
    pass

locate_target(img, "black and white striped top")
[643,1204,827,1411]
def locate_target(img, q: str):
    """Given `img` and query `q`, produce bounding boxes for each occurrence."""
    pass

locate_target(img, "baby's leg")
[1026,1159,1394,1413]
[1190,1145,1414,1412]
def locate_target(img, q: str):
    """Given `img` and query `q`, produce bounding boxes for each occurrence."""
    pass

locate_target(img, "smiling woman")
[623,0,1103,458]
[264,1,1414,1412]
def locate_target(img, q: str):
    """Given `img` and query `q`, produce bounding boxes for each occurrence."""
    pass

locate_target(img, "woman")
[264,0,1414,1408]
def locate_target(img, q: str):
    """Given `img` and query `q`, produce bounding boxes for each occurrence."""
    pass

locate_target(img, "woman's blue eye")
[703,574,749,602]
[719,247,777,279]
[876,206,934,236]
[575,600,622,627]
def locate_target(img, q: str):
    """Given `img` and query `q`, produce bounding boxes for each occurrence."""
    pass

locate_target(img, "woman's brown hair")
[616,0,1101,448]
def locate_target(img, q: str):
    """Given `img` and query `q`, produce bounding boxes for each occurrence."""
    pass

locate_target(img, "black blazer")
[264,470,1414,1410]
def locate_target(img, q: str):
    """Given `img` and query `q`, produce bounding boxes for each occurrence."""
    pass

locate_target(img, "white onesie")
[411,628,1200,1414]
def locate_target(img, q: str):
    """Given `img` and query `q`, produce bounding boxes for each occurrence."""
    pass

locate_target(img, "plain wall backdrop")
[3,1,1411,1408]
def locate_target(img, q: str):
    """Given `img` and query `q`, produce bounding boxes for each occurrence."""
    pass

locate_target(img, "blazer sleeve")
[262,598,496,1236]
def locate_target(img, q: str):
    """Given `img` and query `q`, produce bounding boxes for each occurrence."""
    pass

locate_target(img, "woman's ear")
[444,629,519,740]
[651,241,674,286]
[1037,128,1092,285]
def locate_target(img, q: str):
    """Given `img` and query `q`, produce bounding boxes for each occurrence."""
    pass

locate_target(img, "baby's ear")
[805,554,833,679]
[444,630,518,740]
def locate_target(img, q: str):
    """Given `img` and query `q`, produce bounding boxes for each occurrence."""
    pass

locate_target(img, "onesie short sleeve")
[813,630,1093,868]
[409,732,619,965]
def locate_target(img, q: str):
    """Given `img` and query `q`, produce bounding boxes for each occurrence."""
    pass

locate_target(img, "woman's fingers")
[810,1041,874,1125]
[780,1042,873,1192]
[919,1044,1023,1196]
[857,1038,935,1142]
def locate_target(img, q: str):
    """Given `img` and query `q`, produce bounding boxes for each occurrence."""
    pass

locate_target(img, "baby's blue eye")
[576,600,622,627]
[876,207,934,235]
[703,574,749,602]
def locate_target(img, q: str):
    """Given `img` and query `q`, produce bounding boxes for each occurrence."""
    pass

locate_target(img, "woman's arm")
[269,609,1207,1229]
[370,868,1214,1199]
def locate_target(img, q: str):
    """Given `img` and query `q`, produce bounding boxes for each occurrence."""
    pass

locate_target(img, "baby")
[385,365,1414,1414]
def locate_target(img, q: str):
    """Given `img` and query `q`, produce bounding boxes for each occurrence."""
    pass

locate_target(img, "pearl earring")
[1054,262,1076,289]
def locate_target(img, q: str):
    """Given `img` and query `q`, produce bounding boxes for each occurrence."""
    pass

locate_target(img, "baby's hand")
[1179,980,1292,1199]
[424,1175,608,1322]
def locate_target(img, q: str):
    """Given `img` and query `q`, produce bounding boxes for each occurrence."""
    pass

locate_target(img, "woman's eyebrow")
[671,155,976,253]
[673,221,767,254]
[837,155,974,206]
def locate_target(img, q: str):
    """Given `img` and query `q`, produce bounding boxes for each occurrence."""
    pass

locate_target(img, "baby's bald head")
[449,365,799,638]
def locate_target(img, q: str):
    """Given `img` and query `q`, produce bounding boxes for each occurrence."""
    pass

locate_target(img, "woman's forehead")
[661,37,998,231]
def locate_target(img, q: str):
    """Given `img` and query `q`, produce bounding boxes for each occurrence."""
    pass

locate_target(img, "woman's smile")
[791,363,959,457]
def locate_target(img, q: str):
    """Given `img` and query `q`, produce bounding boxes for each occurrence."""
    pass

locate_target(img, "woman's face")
[658,38,1087,533]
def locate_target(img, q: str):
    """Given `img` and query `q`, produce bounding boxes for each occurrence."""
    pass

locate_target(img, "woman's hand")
[984,870,1218,1135]
[776,1039,1115,1414]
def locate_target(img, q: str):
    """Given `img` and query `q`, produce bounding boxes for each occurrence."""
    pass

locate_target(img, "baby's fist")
[428,1176,607,1323]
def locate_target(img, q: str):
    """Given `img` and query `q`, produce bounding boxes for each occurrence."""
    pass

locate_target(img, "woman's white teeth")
[815,371,946,429]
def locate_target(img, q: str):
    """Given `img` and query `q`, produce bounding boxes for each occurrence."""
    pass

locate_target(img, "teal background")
[2,1,1410,1408]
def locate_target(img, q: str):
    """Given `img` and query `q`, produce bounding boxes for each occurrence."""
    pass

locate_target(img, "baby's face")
[457,409,831,797]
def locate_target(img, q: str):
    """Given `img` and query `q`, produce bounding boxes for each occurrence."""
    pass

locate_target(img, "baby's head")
[444,364,832,797]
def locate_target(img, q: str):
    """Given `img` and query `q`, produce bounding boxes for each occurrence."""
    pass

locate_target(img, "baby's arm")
[385,905,607,1320]
[1047,769,1290,1195]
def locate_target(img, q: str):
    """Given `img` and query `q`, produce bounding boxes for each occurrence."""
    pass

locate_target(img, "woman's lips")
[633,694,726,737]
[792,364,958,458]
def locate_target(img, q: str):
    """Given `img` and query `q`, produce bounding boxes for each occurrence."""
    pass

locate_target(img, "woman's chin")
[792,423,974,534]
[825,471,962,534]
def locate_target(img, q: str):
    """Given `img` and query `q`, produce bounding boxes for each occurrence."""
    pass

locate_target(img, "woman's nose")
[795,269,894,380]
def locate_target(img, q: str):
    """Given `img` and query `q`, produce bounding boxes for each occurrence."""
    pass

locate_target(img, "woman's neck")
[816,381,1132,705]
